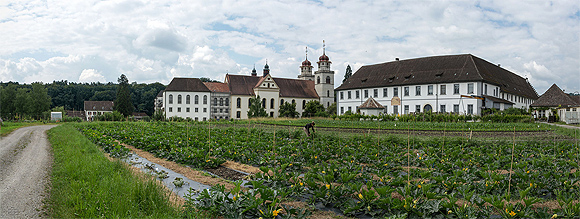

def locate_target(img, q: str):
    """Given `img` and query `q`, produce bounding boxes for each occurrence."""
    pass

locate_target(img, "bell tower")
[314,40,335,109]
[298,47,314,81]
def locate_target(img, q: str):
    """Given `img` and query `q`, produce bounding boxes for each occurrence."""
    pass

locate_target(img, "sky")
[0,0,579,95]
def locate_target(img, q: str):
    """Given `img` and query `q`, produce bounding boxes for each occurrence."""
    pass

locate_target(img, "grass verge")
[47,124,180,218]
[0,121,44,136]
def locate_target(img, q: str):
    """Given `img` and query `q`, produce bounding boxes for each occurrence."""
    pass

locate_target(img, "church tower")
[314,40,335,109]
[298,47,314,81]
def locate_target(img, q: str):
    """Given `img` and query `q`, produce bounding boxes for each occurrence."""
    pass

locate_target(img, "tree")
[200,77,220,83]
[279,102,299,118]
[29,83,51,119]
[327,102,337,116]
[0,84,17,119]
[302,100,326,117]
[343,65,352,83]
[114,74,134,117]
[247,96,267,118]
[14,87,31,119]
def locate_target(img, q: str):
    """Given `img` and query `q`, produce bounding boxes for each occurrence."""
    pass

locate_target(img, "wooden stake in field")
[441,122,446,157]
[407,123,411,185]
[508,126,516,198]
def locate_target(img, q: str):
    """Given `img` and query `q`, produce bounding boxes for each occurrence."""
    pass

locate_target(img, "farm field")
[76,120,580,218]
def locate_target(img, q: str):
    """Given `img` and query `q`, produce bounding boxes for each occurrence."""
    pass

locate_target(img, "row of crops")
[76,121,579,218]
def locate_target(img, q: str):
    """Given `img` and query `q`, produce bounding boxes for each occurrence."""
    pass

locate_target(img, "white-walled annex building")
[335,54,539,116]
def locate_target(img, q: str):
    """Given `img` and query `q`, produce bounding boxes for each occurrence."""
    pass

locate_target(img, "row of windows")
[340,104,475,115]
[235,97,309,109]
[340,84,468,100]
[168,107,208,113]
[234,111,275,118]
[168,94,207,105]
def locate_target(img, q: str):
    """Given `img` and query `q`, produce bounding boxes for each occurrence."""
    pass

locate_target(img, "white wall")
[164,91,211,121]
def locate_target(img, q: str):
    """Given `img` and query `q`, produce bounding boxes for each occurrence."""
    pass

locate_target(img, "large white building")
[163,78,211,121]
[336,54,538,116]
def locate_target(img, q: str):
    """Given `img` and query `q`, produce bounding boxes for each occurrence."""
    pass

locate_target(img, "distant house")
[531,84,580,124]
[155,90,164,112]
[65,110,85,121]
[162,78,211,121]
[84,101,114,121]
[132,112,148,120]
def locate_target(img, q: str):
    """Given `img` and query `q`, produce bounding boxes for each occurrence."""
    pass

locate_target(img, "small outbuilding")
[51,112,63,121]
[358,97,385,116]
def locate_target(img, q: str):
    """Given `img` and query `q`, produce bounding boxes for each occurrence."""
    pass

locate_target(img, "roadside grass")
[0,121,44,136]
[47,124,180,218]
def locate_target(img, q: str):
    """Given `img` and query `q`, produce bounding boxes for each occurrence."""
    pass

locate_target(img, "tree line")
[0,78,165,120]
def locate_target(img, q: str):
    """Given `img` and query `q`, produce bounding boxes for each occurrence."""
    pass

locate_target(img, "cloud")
[0,0,577,95]
[79,69,106,83]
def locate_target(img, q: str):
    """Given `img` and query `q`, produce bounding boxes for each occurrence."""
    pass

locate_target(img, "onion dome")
[302,59,311,66]
[319,53,329,61]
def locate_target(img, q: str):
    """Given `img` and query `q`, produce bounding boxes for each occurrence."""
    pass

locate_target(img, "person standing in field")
[304,121,315,137]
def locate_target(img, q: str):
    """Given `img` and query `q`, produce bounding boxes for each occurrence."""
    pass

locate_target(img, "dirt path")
[0,125,56,218]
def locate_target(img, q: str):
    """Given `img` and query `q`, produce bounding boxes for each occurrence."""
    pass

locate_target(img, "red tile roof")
[359,97,384,109]
[203,82,230,93]
[226,74,319,98]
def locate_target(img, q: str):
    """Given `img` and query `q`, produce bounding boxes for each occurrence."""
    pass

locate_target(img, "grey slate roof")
[336,54,538,99]
[166,78,210,92]
[531,84,580,107]
[84,101,114,111]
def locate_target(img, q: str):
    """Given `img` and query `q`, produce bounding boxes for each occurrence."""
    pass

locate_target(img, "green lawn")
[46,124,180,218]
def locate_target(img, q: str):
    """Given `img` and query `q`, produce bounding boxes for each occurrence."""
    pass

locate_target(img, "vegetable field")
[76,121,579,218]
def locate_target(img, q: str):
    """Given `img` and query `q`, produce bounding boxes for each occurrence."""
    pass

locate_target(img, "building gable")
[531,84,579,107]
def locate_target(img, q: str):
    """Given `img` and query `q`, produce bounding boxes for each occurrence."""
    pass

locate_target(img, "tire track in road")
[0,125,56,218]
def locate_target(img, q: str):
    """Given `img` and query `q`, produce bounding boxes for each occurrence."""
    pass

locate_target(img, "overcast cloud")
[0,0,578,94]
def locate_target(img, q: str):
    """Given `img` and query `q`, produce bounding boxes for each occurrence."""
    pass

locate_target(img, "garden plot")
[76,121,580,219]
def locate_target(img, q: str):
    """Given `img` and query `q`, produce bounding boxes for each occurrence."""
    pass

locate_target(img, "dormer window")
[435,72,443,78]
[388,76,395,83]
[361,79,367,83]
[404,75,411,80]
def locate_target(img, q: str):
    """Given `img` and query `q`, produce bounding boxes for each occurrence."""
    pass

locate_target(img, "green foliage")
[279,102,299,118]
[327,102,337,116]
[343,65,352,83]
[248,96,267,118]
[93,111,125,121]
[29,83,52,119]
[302,100,326,117]
[199,77,220,82]
[152,109,166,121]
[47,124,179,218]
[114,74,134,117]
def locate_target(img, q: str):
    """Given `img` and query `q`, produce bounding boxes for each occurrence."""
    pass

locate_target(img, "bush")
[93,111,125,121]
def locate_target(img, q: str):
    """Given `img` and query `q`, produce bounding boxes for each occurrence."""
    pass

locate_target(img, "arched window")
[220,98,224,106]
[168,94,173,104]
[270,98,274,109]
[292,99,295,104]
[248,98,252,107]
[302,100,306,109]
[194,95,199,104]
[225,98,229,106]
[236,97,241,108]
[280,99,284,106]
[178,95,182,104]
[186,95,191,104]
[326,76,331,84]
[203,95,207,104]
[262,98,266,108]
[317,76,320,84]
[327,90,330,97]
[214,98,218,106]
[424,104,433,112]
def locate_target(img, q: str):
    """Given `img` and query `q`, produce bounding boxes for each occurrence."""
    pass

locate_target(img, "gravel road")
[0,125,56,218]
